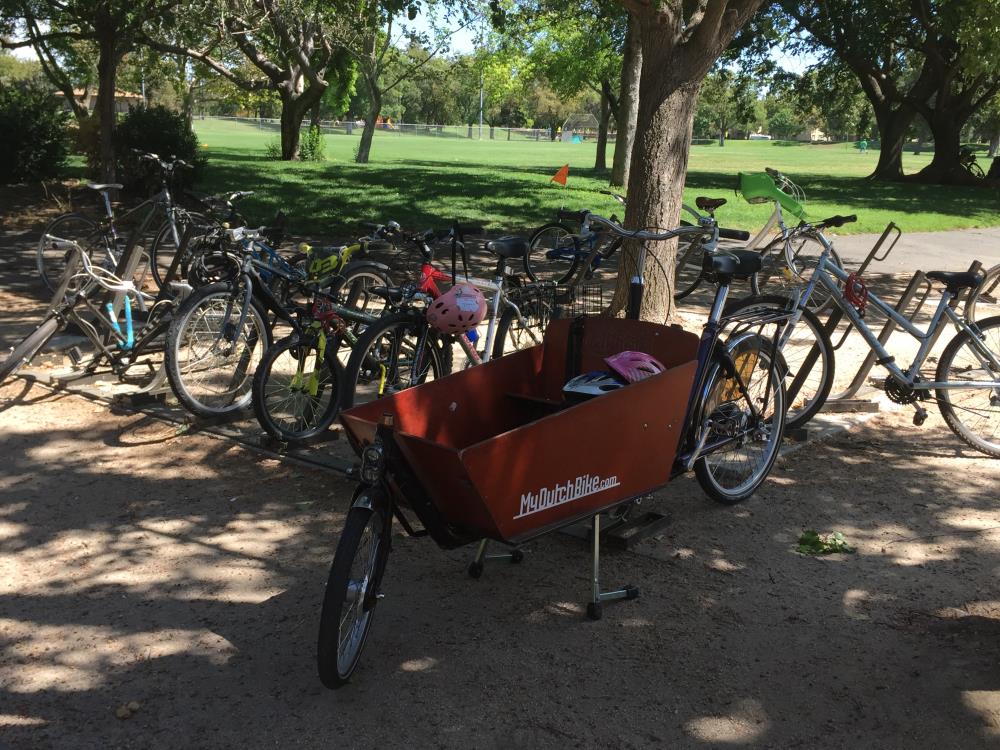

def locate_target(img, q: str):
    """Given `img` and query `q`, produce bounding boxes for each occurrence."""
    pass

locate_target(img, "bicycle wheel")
[753,235,843,311]
[674,237,705,301]
[332,262,393,337]
[340,310,452,410]
[0,317,60,385]
[317,495,390,688]
[37,213,109,293]
[165,282,272,417]
[490,291,552,359]
[935,315,1000,457]
[724,294,835,430]
[966,264,1000,323]
[524,222,580,284]
[252,333,341,443]
[694,334,787,504]
[149,213,209,290]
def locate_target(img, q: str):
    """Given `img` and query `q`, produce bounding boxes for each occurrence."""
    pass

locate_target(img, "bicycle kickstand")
[587,513,639,620]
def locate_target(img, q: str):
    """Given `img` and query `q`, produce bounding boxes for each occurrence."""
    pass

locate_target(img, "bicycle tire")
[252,333,342,443]
[339,310,452,410]
[966,264,1000,323]
[674,237,705,301]
[752,235,844,312]
[149,212,212,290]
[935,315,1000,458]
[331,261,393,338]
[524,222,580,284]
[317,496,390,688]
[723,294,835,430]
[0,317,60,385]
[37,213,107,293]
[694,333,787,504]
[490,292,552,359]
[165,282,272,417]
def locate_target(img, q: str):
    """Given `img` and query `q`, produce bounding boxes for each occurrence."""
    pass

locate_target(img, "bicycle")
[165,225,393,418]
[37,152,201,295]
[758,229,1000,455]
[959,145,986,180]
[338,224,553,411]
[1,223,201,388]
[675,169,847,309]
[317,212,788,686]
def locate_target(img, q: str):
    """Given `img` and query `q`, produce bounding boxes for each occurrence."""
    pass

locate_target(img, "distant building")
[796,128,830,143]
[55,88,143,114]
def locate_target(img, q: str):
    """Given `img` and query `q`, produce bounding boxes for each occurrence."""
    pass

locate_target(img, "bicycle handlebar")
[817,214,857,229]
[719,227,751,241]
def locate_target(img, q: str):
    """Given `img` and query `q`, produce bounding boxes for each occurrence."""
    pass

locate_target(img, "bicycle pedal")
[67,346,83,366]
[913,407,928,427]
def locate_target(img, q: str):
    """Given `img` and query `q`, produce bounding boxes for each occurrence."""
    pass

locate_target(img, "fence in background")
[196,115,617,143]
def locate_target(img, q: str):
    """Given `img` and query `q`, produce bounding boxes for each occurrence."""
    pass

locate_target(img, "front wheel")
[252,333,342,443]
[723,294,835,430]
[317,498,390,688]
[165,282,272,417]
[525,222,580,284]
[966,264,1000,323]
[752,234,843,312]
[0,316,60,385]
[935,315,1000,457]
[490,291,552,359]
[37,213,108,293]
[694,334,786,504]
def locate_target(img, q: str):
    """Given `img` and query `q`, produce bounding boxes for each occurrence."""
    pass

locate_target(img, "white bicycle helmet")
[563,371,627,401]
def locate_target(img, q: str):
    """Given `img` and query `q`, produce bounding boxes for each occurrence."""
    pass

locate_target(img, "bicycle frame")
[795,250,1000,392]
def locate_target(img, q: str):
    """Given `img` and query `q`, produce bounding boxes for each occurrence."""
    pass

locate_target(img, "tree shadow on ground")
[2,378,1000,747]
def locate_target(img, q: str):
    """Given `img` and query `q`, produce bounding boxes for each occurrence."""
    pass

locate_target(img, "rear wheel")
[490,291,552,359]
[694,334,786,504]
[935,316,1000,457]
[252,333,341,443]
[525,222,580,284]
[149,213,209,290]
[966,264,1000,323]
[674,236,705,301]
[165,282,271,417]
[37,214,108,293]
[340,311,452,410]
[0,317,60,385]
[317,497,390,688]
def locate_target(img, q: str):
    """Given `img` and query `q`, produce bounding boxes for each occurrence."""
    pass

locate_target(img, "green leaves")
[796,530,856,555]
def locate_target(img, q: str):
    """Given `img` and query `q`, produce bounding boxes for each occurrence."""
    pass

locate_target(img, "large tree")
[609,14,640,186]
[778,1,1000,183]
[147,0,355,160]
[611,0,764,322]
[2,0,180,180]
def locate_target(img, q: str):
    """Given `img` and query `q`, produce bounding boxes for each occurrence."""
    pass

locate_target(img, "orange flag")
[551,164,569,185]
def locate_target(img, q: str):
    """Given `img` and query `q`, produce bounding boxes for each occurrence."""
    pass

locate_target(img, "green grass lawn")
[191,118,1000,238]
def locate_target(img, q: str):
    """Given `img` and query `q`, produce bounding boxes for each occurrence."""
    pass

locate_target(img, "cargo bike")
[317,213,791,688]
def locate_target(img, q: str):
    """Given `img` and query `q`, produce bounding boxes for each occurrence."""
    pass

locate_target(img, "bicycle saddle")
[487,236,529,259]
[696,196,727,211]
[86,183,123,192]
[926,271,982,291]
[706,250,762,280]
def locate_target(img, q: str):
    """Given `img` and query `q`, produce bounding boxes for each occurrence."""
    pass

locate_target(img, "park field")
[192,118,1000,237]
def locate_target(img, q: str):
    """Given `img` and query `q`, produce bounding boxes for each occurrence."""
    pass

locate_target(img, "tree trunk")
[595,86,610,171]
[611,81,700,322]
[310,101,322,129]
[279,98,304,160]
[94,32,119,183]
[610,15,641,187]
[869,103,914,181]
[356,90,381,164]
[989,131,999,158]
[913,110,970,183]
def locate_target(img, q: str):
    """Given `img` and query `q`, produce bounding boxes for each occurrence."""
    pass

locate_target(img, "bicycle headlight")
[360,443,385,484]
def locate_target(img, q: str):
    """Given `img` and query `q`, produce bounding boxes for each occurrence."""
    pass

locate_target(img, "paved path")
[833,227,1000,275]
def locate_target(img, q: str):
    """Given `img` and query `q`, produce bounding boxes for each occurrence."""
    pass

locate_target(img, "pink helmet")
[426,282,487,334]
[604,351,666,383]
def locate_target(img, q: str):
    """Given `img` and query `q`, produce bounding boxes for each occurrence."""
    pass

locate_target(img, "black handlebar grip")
[718,227,751,241]
[823,214,858,228]
[557,209,589,223]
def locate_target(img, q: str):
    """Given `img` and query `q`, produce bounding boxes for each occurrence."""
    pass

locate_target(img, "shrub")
[264,139,282,160]
[0,80,69,184]
[112,105,205,193]
[299,125,326,161]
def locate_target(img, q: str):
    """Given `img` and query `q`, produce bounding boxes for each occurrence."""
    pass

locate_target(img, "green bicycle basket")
[737,171,807,220]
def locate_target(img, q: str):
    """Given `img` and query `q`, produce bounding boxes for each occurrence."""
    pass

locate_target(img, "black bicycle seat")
[707,250,762,280]
[86,183,123,192]
[486,236,529,259]
[926,271,982,291]
[696,196,728,212]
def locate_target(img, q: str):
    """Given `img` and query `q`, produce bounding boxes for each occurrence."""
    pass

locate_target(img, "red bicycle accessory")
[844,272,868,315]
[312,298,337,323]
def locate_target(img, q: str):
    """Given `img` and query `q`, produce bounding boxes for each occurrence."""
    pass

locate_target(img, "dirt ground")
[3,197,1000,748]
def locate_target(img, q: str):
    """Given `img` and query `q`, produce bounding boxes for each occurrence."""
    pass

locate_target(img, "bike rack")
[787,222,984,418]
